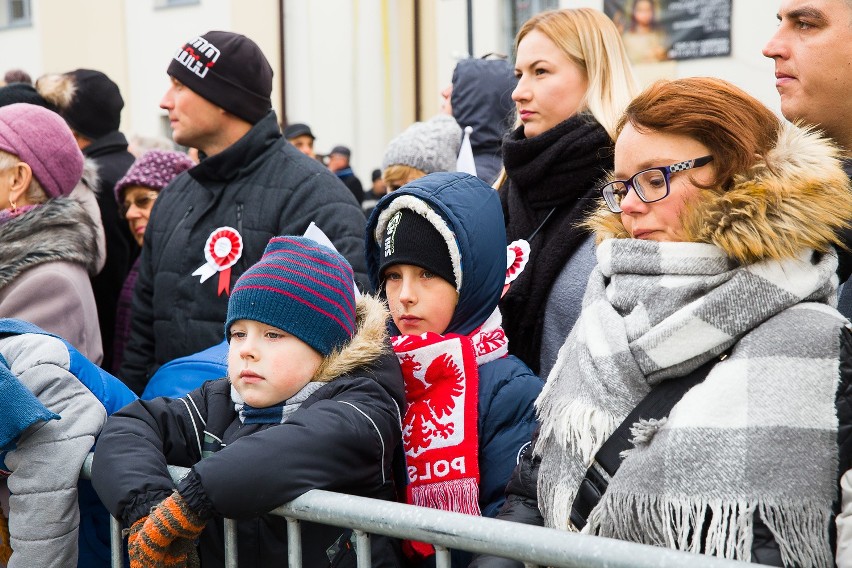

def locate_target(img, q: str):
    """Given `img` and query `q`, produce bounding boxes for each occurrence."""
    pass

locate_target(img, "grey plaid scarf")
[537,238,844,567]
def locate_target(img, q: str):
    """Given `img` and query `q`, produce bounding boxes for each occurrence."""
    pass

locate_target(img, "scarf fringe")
[586,493,834,568]
[409,478,481,516]
[536,399,617,464]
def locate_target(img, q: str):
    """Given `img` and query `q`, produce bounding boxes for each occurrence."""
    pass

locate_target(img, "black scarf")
[498,114,612,374]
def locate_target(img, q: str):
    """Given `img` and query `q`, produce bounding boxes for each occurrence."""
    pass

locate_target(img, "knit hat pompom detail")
[225,236,357,356]
[0,103,84,198]
[114,150,195,203]
[167,31,273,125]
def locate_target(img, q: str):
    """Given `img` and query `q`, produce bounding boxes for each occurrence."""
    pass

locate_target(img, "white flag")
[456,125,477,177]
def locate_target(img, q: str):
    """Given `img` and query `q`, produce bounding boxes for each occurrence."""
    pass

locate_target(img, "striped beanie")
[225,236,357,356]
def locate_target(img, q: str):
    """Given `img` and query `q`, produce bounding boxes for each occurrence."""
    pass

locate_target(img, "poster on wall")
[603,0,732,64]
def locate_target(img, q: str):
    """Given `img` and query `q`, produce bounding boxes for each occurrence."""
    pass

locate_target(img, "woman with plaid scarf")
[472,77,852,568]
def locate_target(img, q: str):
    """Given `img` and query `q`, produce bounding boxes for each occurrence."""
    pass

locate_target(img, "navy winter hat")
[168,31,273,125]
[62,69,124,139]
[225,236,357,356]
[378,207,456,288]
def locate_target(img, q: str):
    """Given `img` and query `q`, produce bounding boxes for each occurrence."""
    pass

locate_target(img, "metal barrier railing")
[80,453,759,568]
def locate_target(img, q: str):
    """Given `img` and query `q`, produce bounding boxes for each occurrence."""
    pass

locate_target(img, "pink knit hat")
[114,150,194,203]
[0,103,84,198]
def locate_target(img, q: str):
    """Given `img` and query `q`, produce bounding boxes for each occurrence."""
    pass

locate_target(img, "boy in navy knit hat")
[91,236,404,568]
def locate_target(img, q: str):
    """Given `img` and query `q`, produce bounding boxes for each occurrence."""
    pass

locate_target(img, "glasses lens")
[634,169,668,202]
[121,194,157,217]
[601,182,626,212]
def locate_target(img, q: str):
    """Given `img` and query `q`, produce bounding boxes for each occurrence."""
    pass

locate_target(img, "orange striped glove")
[127,491,206,568]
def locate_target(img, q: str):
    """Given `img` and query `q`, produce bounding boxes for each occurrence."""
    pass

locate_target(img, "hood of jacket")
[586,122,852,264]
[451,58,517,155]
[313,294,390,382]
[0,197,100,290]
[365,172,506,336]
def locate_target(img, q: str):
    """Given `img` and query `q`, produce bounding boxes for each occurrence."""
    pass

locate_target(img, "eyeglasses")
[120,192,159,217]
[599,155,713,213]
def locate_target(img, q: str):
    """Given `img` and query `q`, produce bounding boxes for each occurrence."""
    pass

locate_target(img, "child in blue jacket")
[365,172,544,566]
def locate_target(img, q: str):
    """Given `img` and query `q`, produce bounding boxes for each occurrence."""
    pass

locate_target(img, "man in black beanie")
[120,30,368,395]
[36,68,136,374]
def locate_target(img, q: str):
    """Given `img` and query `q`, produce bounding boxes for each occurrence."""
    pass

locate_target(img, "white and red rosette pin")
[191,226,243,296]
[502,239,530,298]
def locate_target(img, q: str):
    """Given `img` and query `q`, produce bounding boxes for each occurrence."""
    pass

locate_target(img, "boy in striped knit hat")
[91,236,405,568]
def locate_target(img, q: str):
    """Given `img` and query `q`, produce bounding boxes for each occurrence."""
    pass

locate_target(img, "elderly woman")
[474,77,852,568]
[0,103,102,363]
[111,149,194,374]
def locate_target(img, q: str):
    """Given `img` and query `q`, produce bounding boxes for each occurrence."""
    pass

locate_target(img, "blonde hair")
[514,8,639,140]
[382,165,426,192]
[0,150,47,205]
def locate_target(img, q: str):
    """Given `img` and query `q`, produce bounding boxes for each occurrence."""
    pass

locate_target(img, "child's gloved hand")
[127,491,206,568]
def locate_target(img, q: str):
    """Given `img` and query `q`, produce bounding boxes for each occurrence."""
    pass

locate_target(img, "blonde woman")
[497,8,639,378]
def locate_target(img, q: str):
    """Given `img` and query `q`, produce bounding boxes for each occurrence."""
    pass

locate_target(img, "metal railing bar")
[271,490,758,568]
[287,518,301,568]
[435,545,451,568]
[81,455,762,568]
[223,518,238,567]
[354,529,370,567]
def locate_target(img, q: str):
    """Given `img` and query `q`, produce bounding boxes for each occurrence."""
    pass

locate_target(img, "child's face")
[227,319,323,408]
[383,264,458,335]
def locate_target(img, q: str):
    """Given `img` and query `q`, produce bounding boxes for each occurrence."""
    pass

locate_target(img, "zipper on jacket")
[236,203,243,235]
[162,206,194,262]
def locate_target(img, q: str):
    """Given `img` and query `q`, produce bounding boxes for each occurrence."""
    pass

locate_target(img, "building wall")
[0,0,784,183]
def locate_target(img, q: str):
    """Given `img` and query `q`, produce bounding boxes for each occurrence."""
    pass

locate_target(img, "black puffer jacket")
[120,111,368,394]
[94,296,404,567]
[471,327,852,567]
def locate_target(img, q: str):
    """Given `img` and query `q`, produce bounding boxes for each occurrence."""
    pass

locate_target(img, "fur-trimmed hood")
[312,294,390,382]
[586,123,852,264]
[0,197,100,290]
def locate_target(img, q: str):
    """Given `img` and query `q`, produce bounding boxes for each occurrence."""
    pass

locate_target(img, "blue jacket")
[0,318,136,568]
[365,172,543,520]
[141,340,228,400]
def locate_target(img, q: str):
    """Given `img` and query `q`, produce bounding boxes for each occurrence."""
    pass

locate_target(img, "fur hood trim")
[313,294,390,382]
[586,123,852,264]
[0,197,100,289]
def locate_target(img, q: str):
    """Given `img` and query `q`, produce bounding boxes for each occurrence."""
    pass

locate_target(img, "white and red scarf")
[392,309,508,557]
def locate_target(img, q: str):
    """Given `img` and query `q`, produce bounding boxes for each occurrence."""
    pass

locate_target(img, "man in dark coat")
[120,31,368,395]
[327,144,365,204]
[45,69,136,372]
[763,0,852,315]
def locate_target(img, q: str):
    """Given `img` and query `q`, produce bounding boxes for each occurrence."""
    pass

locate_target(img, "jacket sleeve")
[91,384,211,525]
[118,239,156,395]
[477,358,543,518]
[469,428,543,568]
[0,264,103,366]
[3,356,107,568]
[276,168,369,290]
[178,376,401,519]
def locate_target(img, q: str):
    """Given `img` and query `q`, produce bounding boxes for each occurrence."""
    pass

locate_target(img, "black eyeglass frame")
[119,191,160,217]
[599,155,714,213]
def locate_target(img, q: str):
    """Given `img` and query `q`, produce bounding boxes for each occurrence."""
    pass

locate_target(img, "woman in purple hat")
[112,149,194,374]
[0,102,103,363]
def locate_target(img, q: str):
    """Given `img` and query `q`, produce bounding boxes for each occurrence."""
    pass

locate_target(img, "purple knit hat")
[0,103,83,198]
[114,149,195,203]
